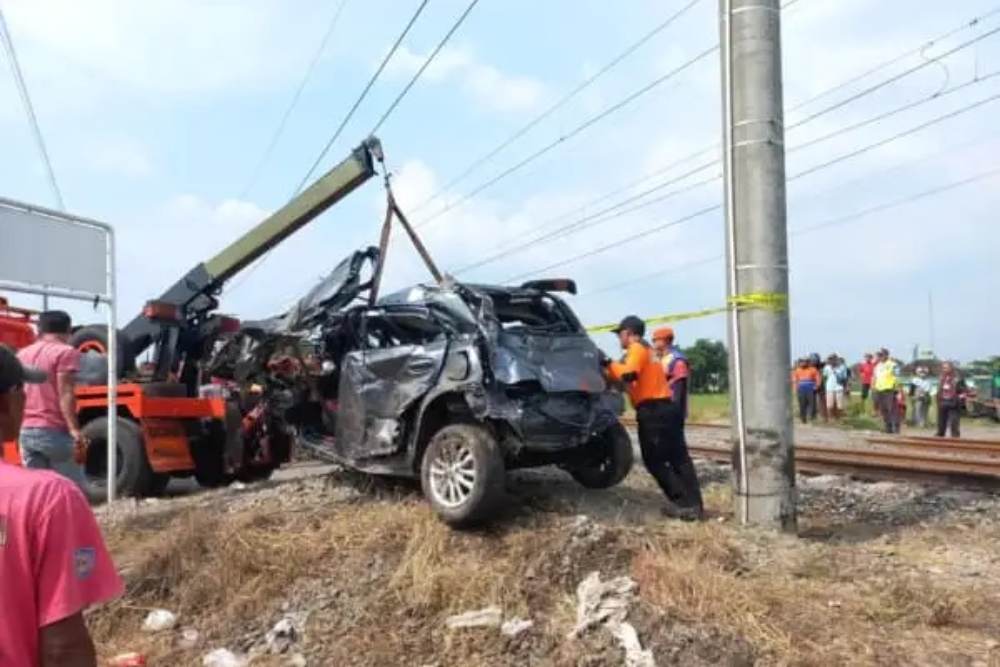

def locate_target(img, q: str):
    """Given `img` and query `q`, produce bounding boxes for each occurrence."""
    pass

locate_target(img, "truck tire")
[69,325,134,380]
[420,424,505,528]
[569,421,634,489]
[82,417,160,497]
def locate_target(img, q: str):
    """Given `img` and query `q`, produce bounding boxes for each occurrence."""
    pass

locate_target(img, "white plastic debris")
[142,609,178,632]
[445,607,503,629]
[568,571,653,667]
[265,616,300,654]
[231,481,248,491]
[178,628,200,649]
[500,617,534,637]
[610,621,656,667]
[568,571,636,637]
[202,648,248,667]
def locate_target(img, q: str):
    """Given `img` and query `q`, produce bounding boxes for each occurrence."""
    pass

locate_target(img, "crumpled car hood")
[491,332,606,393]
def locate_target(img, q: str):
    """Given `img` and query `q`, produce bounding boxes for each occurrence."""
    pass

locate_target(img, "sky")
[1,0,998,364]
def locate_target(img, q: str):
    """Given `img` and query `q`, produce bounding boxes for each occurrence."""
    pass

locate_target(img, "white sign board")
[0,196,118,503]
[0,203,107,295]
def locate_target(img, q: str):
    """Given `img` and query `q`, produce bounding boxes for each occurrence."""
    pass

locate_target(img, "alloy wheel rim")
[428,437,477,508]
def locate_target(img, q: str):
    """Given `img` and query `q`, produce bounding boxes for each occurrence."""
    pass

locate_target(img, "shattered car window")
[364,309,445,349]
[487,291,581,334]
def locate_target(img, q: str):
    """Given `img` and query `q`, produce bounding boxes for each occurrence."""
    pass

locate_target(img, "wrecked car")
[207,248,631,526]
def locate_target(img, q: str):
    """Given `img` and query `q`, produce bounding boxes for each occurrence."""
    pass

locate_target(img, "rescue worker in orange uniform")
[602,316,703,520]
[651,327,689,419]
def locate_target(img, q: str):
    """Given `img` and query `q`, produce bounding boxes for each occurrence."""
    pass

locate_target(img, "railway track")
[618,418,1000,487]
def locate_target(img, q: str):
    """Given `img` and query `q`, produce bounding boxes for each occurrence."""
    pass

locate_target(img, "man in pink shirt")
[16,311,87,490]
[1,345,124,666]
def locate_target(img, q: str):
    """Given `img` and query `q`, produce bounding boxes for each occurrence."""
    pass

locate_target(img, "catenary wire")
[240,0,352,199]
[581,128,1000,297]
[458,69,1000,276]
[369,0,481,135]
[451,6,1000,265]
[503,88,1000,283]
[293,0,430,195]
[0,6,64,209]
[415,43,719,228]
[408,0,707,214]
[787,24,1000,131]
[227,0,429,296]
[787,6,1000,114]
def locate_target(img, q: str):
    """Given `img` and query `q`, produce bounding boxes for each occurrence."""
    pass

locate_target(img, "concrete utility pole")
[719,0,796,530]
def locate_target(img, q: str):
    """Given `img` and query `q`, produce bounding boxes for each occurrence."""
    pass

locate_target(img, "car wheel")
[569,421,634,489]
[420,424,505,528]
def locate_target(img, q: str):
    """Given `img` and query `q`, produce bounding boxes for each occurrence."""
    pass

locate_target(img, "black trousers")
[937,403,961,438]
[636,399,703,510]
[797,387,815,423]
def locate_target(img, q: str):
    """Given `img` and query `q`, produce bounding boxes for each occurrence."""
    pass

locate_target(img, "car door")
[335,306,448,461]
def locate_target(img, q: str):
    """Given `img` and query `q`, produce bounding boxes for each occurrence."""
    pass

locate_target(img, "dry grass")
[631,522,995,665]
[90,476,1000,666]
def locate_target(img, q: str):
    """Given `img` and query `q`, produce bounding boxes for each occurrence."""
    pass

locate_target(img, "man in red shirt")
[858,353,875,406]
[16,311,86,489]
[1,345,124,667]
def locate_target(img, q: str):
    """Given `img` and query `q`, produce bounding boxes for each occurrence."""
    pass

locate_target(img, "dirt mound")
[91,466,1000,665]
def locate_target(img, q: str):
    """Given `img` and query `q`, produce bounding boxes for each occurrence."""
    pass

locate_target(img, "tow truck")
[1,138,383,496]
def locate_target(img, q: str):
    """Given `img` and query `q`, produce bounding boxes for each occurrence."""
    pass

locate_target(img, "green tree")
[683,338,729,394]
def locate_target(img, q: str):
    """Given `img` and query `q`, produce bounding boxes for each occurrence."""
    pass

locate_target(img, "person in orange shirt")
[791,358,821,424]
[603,316,703,520]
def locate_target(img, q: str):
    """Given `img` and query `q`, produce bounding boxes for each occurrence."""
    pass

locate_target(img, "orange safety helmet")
[652,326,674,342]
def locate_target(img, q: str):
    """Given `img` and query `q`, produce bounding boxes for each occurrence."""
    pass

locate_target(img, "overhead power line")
[583,130,1000,298]
[504,87,1000,283]
[458,69,1000,276]
[369,0,481,135]
[449,5,1000,266]
[240,0,351,199]
[294,0,430,195]
[409,0,707,214]
[787,24,1000,130]
[578,167,1000,299]
[787,6,1000,114]
[0,6,64,209]
[416,43,719,228]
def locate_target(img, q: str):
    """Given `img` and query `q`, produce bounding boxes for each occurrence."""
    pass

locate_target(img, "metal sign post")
[0,196,118,503]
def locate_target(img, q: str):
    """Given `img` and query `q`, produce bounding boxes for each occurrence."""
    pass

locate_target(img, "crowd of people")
[794,347,971,437]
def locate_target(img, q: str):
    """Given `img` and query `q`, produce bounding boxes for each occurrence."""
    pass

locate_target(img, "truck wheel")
[82,417,158,498]
[69,325,134,380]
[569,421,634,489]
[420,424,505,528]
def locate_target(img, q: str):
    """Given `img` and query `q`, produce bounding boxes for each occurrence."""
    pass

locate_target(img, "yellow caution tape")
[586,291,787,334]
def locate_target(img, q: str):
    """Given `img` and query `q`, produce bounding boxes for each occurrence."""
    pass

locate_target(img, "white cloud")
[386,46,546,113]
[85,137,154,178]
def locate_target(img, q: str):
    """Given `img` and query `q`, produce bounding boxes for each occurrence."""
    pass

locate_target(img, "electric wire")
[293,0,430,195]
[787,24,1000,131]
[582,134,1000,298]
[369,0,481,135]
[458,69,1000,276]
[240,0,351,198]
[504,88,1000,283]
[787,6,1000,114]
[416,43,719,228]
[409,0,707,214]
[228,0,429,297]
[451,6,1000,267]
[0,6,64,209]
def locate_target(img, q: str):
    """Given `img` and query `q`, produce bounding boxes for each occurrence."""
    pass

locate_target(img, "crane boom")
[122,137,382,360]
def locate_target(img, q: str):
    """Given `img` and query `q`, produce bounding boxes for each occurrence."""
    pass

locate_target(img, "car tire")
[82,417,158,497]
[569,421,634,489]
[420,424,505,528]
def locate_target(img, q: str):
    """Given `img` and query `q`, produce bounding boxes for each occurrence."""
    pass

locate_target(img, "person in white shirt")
[910,366,935,428]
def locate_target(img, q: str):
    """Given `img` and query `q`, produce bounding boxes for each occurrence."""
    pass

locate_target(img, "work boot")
[674,459,704,515]
[660,500,704,522]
